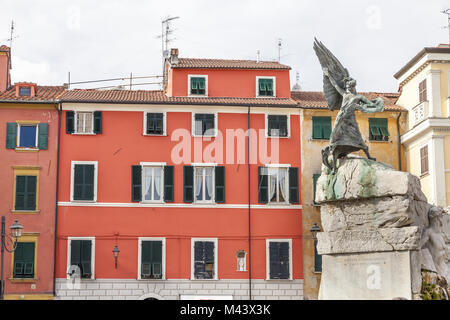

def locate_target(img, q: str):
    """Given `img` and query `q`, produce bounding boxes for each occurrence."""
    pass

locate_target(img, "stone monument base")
[318,251,413,300]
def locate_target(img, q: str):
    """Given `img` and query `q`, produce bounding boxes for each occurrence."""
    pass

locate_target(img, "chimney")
[170,48,179,65]
[0,45,11,92]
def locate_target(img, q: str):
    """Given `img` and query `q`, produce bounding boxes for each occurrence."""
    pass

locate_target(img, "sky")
[0,0,449,93]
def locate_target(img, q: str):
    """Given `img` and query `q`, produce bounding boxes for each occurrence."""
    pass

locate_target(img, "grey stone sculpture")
[313,38,385,174]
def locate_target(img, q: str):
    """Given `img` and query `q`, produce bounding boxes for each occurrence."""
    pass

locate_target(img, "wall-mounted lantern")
[112,245,120,269]
[310,223,321,240]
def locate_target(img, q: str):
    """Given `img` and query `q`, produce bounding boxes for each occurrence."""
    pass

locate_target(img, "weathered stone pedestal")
[315,157,432,300]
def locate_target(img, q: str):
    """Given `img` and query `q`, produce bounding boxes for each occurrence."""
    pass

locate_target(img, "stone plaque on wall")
[318,251,412,300]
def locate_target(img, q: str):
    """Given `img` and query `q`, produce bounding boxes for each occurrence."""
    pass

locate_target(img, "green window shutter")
[198,78,205,90]
[131,165,142,202]
[6,122,17,149]
[258,167,268,204]
[38,123,49,150]
[379,118,389,138]
[81,240,92,278]
[13,242,35,278]
[215,166,225,203]
[266,79,273,91]
[66,111,75,134]
[259,80,266,92]
[313,173,321,205]
[15,176,36,211]
[141,241,162,279]
[322,117,332,140]
[164,165,174,202]
[183,166,194,203]
[74,165,95,201]
[312,117,322,139]
[93,111,102,134]
[289,167,299,204]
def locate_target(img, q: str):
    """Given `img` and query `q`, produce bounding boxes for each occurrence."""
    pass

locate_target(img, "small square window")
[194,113,215,136]
[369,118,389,141]
[146,113,164,135]
[268,115,288,137]
[19,87,31,96]
[76,112,94,134]
[190,77,206,95]
[18,125,37,148]
[258,78,274,97]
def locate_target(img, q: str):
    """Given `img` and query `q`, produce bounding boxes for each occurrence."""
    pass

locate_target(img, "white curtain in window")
[269,168,277,202]
[195,168,203,200]
[153,167,162,200]
[279,169,287,203]
[205,167,213,200]
[144,167,153,200]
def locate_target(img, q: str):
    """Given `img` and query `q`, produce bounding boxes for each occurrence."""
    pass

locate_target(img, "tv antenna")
[6,21,19,51]
[278,38,282,62]
[156,16,180,60]
[442,9,450,45]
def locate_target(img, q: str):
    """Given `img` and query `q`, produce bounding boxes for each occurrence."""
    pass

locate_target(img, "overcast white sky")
[1,0,449,92]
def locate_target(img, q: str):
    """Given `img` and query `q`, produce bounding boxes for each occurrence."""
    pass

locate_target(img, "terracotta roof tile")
[0,45,10,52]
[171,58,291,70]
[291,91,404,112]
[0,85,65,102]
[60,89,298,107]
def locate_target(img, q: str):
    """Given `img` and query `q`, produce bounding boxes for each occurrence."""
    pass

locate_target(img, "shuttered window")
[193,240,215,279]
[190,77,206,95]
[312,117,332,140]
[258,78,274,96]
[419,79,427,103]
[15,175,37,211]
[13,242,35,278]
[268,115,288,137]
[73,164,95,201]
[420,145,429,175]
[141,240,163,279]
[6,122,17,149]
[314,239,322,273]
[194,113,215,136]
[131,165,173,202]
[369,118,389,141]
[66,111,102,134]
[312,173,321,205]
[70,240,92,279]
[184,166,224,203]
[146,113,164,135]
[268,241,290,279]
[18,125,37,148]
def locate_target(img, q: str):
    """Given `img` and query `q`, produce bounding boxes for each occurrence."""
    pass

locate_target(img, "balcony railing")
[411,101,429,127]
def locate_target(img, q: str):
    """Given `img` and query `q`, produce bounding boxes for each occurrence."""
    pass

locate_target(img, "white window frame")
[265,113,290,138]
[192,164,216,204]
[266,238,293,280]
[139,162,166,203]
[66,237,96,280]
[188,75,208,97]
[191,238,218,280]
[74,111,95,135]
[70,161,98,202]
[16,123,39,149]
[256,76,276,98]
[191,112,218,137]
[265,164,290,204]
[137,237,166,280]
[143,111,167,136]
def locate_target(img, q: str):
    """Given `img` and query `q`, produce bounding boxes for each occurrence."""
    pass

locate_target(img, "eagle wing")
[313,38,350,110]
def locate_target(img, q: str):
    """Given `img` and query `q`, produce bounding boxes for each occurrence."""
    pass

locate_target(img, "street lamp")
[112,245,120,269]
[1,216,24,300]
[310,223,321,240]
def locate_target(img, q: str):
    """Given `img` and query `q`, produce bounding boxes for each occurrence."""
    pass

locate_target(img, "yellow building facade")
[292,91,406,299]
[395,45,450,207]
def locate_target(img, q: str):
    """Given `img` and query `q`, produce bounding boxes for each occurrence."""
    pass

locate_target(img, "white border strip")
[58,202,302,209]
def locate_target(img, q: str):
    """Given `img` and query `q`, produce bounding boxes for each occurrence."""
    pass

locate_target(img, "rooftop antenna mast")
[278,38,282,62]
[157,15,179,88]
[442,9,450,46]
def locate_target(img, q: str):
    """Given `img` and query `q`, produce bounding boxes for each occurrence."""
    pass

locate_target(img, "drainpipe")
[247,105,252,300]
[52,102,62,297]
[396,112,402,171]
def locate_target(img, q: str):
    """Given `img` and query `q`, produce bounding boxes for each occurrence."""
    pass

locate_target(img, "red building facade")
[0,45,64,299]
[55,49,303,300]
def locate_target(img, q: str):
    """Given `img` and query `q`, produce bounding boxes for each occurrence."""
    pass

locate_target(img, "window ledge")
[188,94,209,98]
[140,201,165,204]
[311,138,330,142]
[137,278,166,281]
[193,201,217,205]
[420,172,429,179]
[70,200,97,203]
[265,278,293,281]
[256,95,276,98]
[192,134,217,138]
[9,278,38,283]
[71,133,96,135]
[313,271,322,274]
[267,135,290,139]
[143,133,167,137]
[190,278,219,281]
[11,210,40,214]
[15,148,39,152]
